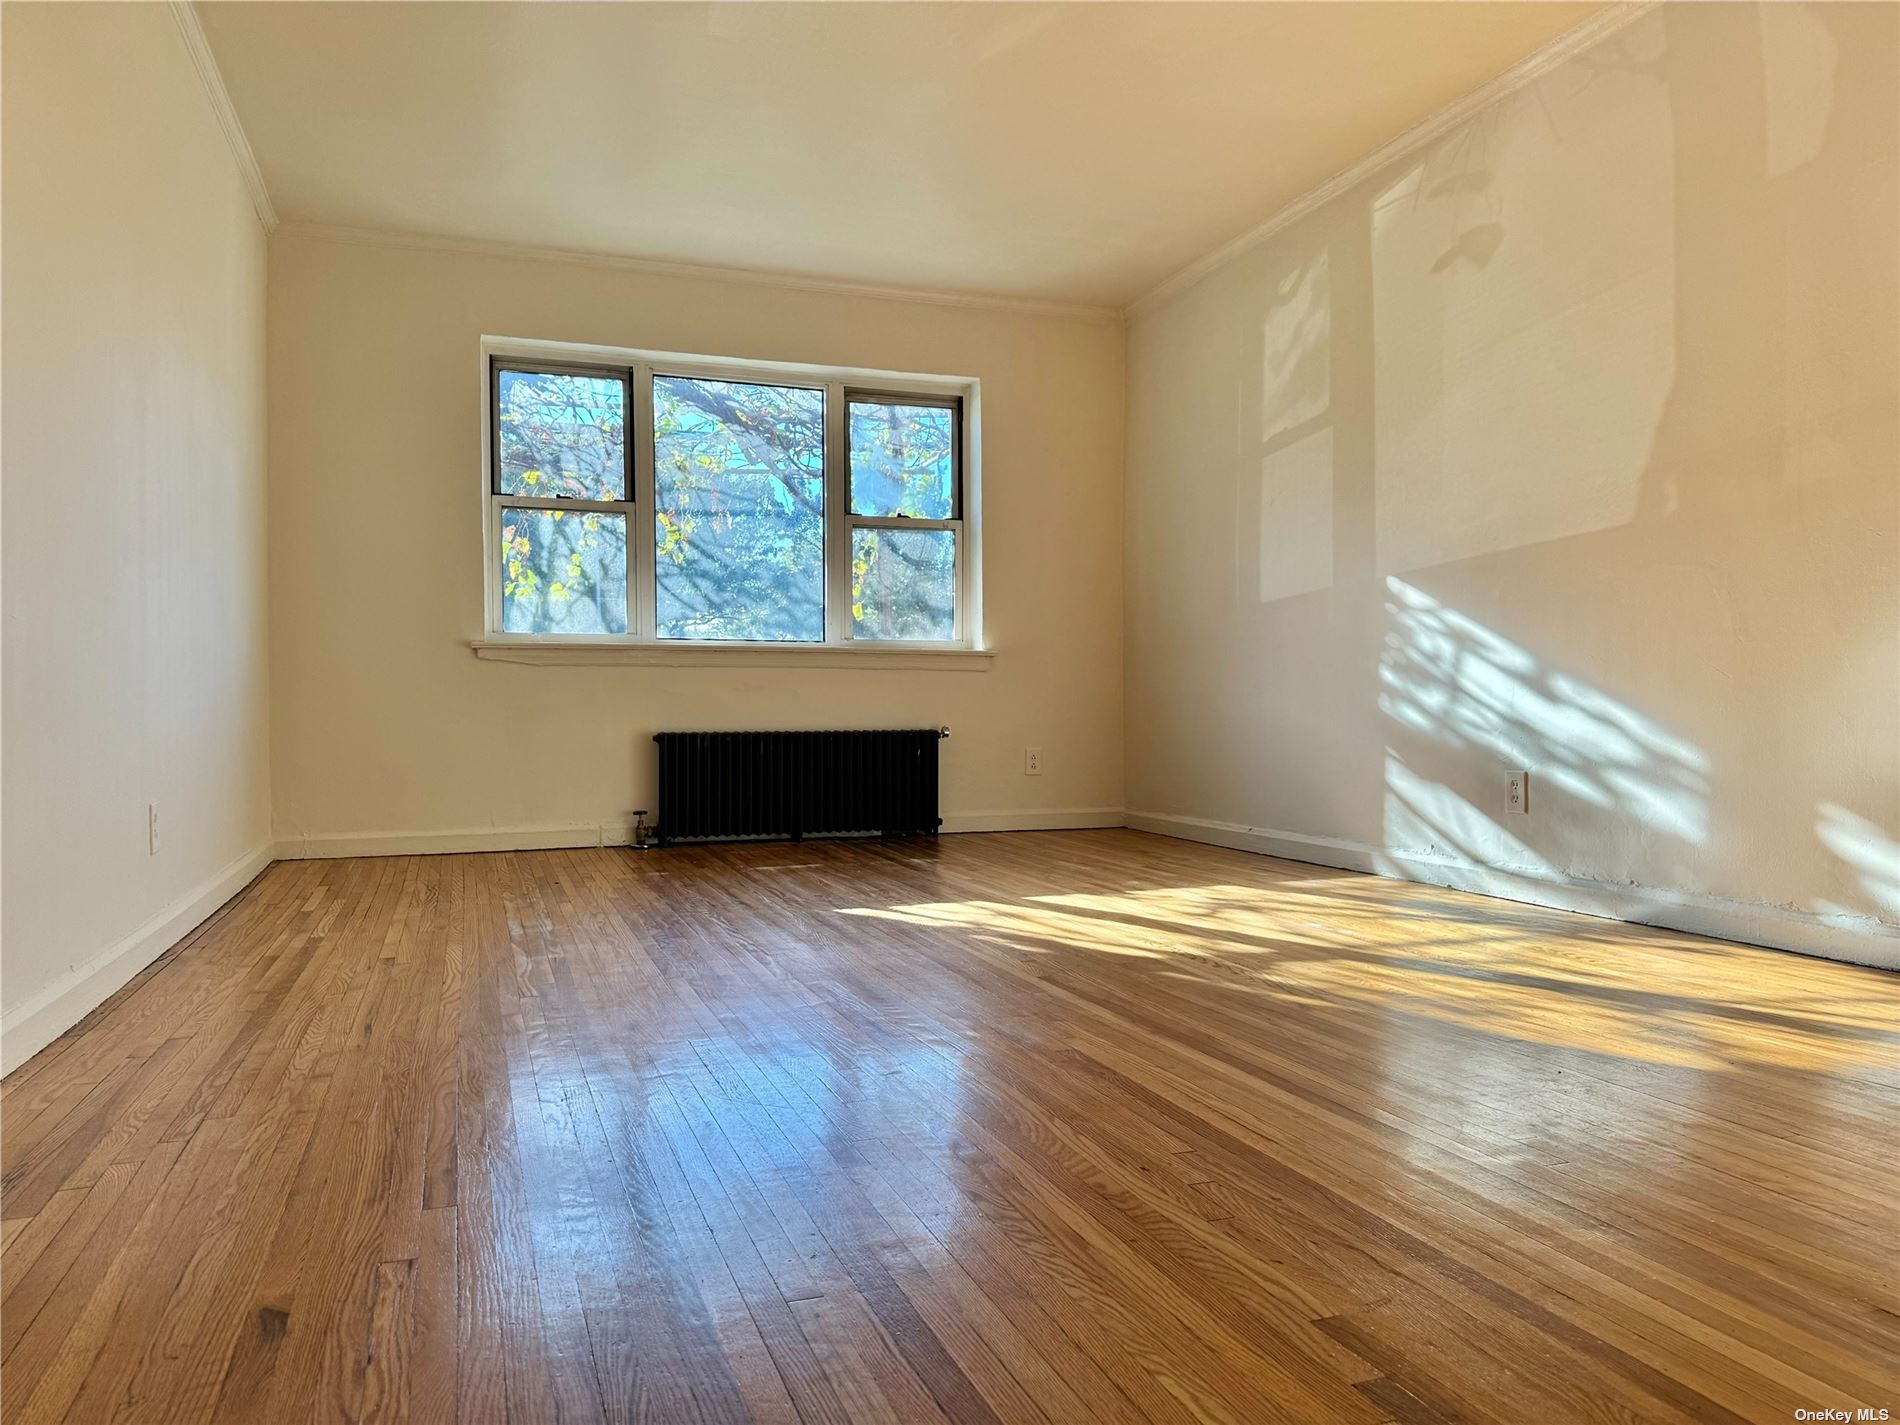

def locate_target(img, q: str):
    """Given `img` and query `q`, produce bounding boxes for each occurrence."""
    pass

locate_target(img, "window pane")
[500,508,627,634]
[849,400,955,518]
[496,368,626,500]
[851,528,955,641]
[653,376,825,641]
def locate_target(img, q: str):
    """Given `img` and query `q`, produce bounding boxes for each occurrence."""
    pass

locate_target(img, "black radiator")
[653,729,945,846]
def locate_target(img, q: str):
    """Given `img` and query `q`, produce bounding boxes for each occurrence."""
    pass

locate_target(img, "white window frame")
[480,337,982,656]
[488,357,637,638]
[840,388,965,647]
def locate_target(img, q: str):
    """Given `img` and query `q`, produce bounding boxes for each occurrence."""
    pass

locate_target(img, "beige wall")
[266,236,1123,850]
[2,3,273,1067]
[1125,3,1899,965]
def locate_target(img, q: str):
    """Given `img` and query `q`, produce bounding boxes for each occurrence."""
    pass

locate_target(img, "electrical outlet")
[1024,747,1043,776]
[1506,771,1530,815]
[148,802,160,855]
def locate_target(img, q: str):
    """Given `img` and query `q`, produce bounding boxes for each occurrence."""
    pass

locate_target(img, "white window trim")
[477,336,985,661]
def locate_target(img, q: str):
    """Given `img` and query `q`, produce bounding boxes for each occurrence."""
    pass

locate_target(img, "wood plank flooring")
[2,830,1896,1424]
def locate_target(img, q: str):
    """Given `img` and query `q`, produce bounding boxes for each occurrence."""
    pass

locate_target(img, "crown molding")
[1126,1,1659,319]
[274,221,1124,324]
[169,1,277,234]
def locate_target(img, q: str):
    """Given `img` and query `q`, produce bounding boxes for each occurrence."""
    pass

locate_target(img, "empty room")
[2,1,1896,1421]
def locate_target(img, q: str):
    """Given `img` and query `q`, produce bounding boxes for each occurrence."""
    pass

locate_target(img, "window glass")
[500,508,628,634]
[849,399,955,519]
[652,377,826,641]
[495,368,628,500]
[851,527,955,641]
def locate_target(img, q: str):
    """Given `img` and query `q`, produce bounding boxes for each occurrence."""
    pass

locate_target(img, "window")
[493,365,632,635]
[485,346,974,650]
[846,396,960,641]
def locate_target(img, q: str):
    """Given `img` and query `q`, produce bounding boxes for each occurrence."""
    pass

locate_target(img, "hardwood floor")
[2,830,1895,1424]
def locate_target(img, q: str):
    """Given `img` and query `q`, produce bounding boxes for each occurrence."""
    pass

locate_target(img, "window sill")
[469,639,994,670]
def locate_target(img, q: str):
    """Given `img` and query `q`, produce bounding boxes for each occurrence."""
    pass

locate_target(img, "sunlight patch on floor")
[839,875,1900,1074]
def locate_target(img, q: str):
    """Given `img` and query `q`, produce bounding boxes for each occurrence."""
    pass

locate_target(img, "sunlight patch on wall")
[1814,802,1900,924]
[1254,429,1334,604]
[1380,578,1709,855]
[1371,12,1676,574]
[1238,249,1334,605]
[1259,253,1330,443]
[1760,3,1839,179]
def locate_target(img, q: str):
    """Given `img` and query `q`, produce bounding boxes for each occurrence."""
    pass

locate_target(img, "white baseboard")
[277,809,1127,859]
[1,841,276,1076]
[276,823,633,859]
[939,808,1126,833]
[1125,811,1900,971]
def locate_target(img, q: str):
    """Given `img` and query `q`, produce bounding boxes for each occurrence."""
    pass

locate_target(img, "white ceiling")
[198,1,1603,310]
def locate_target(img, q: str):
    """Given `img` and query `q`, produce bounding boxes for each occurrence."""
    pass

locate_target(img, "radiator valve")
[631,810,654,851]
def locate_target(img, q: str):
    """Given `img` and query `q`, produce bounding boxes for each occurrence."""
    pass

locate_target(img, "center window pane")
[652,376,826,642]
